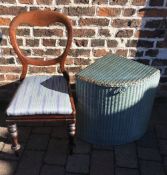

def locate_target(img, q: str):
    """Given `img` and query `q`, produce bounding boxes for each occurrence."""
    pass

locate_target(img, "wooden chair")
[6,10,76,155]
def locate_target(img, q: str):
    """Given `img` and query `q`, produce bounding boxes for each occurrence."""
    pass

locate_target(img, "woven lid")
[76,54,160,87]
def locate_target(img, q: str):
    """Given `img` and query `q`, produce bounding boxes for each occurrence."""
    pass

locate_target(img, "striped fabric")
[7,75,73,116]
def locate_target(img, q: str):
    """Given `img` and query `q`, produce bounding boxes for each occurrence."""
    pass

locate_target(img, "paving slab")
[66,154,90,174]
[27,134,50,151]
[16,150,44,175]
[115,168,139,175]
[159,140,167,155]
[137,129,157,148]
[156,125,167,139]
[40,165,65,175]
[90,150,114,175]
[137,147,161,161]
[115,143,138,168]
[44,138,67,165]
[74,139,91,154]
[140,160,165,175]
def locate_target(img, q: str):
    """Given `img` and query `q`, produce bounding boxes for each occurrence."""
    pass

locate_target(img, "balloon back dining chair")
[6,10,76,155]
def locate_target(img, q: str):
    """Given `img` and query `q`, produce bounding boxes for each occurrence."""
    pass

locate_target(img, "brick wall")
[0,0,167,94]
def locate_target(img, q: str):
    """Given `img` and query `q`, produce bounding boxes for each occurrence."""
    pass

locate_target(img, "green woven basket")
[76,54,160,145]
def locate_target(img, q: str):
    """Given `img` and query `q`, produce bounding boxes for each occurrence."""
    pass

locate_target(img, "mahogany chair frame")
[6,10,76,155]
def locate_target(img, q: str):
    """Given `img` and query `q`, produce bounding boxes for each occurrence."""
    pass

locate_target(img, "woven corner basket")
[76,54,160,145]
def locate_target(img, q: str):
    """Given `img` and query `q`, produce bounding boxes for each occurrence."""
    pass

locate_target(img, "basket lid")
[76,54,160,87]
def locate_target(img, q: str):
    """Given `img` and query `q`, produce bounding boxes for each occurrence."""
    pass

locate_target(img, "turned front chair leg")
[8,123,21,156]
[67,120,76,154]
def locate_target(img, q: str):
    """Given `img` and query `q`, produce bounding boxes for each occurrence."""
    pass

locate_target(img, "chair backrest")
[9,10,73,79]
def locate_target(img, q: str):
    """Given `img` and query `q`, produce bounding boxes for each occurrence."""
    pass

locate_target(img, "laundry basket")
[76,54,160,145]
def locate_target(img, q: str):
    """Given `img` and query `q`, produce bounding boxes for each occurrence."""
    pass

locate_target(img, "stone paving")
[0,97,167,175]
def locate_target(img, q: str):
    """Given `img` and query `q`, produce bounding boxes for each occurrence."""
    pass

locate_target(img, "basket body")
[76,54,160,145]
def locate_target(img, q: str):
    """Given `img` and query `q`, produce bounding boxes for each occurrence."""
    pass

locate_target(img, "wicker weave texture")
[76,71,160,145]
[76,54,159,87]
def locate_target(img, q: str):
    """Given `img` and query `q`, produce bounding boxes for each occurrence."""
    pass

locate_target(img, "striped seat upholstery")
[7,75,73,116]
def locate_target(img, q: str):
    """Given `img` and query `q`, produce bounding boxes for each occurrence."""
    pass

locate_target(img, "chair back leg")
[67,120,76,154]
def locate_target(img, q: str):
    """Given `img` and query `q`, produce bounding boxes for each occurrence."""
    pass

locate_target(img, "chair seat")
[6,75,73,116]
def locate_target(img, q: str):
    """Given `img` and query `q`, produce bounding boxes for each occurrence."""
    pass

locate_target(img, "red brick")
[26,39,39,47]
[145,49,159,57]
[135,30,165,38]
[144,19,167,28]
[107,40,118,47]
[116,30,133,38]
[1,0,16,3]
[69,49,90,57]
[129,50,144,57]
[99,29,110,37]
[126,40,154,48]
[66,66,81,73]
[1,28,9,36]
[58,39,67,47]
[0,66,21,73]
[136,59,150,65]
[14,39,23,46]
[110,0,128,5]
[29,66,55,73]
[16,29,30,36]
[64,7,95,16]
[45,49,61,56]
[0,6,27,15]
[93,49,108,57]
[43,39,56,47]
[74,0,89,3]
[112,19,141,28]
[91,39,105,47]
[18,0,33,4]
[74,58,90,65]
[0,75,5,81]
[5,74,20,81]
[36,0,52,4]
[157,41,167,48]
[92,0,108,4]
[0,18,11,26]
[65,58,74,65]
[123,8,136,16]
[33,29,63,37]
[115,49,128,57]
[149,0,164,6]
[21,49,31,56]
[56,0,71,4]
[2,48,15,55]
[152,59,167,66]
[79,18,109,26]
[74,39,88,47]
[98,7,121,16]
[32,49,45,56]
[138,9,167,17]
[73,29,95,37]
[132,0,146,5]
[0,58,15,64]
[0,39,7,46]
